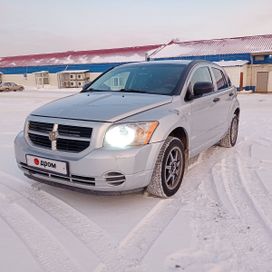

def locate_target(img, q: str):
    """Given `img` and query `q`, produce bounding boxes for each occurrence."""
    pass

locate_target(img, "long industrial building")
[0,34,272,92]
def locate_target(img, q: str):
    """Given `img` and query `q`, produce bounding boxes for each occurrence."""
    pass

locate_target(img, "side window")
[226,75,232,87]
[189,66,213,96]
[212,68,229,90]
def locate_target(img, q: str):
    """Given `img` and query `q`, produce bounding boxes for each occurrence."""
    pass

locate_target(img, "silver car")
[14,60,240,197]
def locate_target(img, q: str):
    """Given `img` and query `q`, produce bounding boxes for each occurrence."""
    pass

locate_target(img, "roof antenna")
[145,52,150,62]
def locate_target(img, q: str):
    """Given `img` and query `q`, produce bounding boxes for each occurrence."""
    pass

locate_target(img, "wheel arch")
[234,107,240,117]
[168,127,189,168]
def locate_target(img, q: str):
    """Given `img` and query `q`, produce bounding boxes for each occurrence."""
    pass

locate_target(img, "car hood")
[31,92,172,122]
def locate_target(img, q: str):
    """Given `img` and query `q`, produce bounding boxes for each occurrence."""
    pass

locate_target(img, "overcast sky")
[1,0,272,57]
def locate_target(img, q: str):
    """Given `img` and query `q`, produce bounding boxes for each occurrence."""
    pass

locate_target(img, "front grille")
[28,133,51,149]
[29,121,53,133]
[28,121,92,153]
[58,125,92,138]
[57,138,90,152]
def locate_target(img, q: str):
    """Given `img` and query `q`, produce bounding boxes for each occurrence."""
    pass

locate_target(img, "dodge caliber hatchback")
[14,60,240,198]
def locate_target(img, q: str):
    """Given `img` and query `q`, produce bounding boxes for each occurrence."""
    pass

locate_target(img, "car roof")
[116,59,214,69]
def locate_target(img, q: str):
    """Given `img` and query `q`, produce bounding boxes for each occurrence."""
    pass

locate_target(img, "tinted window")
[86,64,186,95]
[212,68,229,90]
[189,67,213,96]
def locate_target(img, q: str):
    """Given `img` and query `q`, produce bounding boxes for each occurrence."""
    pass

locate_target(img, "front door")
[256,72,269,93]
[187,66,218,156]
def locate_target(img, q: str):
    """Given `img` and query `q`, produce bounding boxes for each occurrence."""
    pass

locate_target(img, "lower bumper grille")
[104,172,126,186]
[20,163,95,186]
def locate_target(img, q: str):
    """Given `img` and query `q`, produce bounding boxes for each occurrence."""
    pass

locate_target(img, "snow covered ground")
[0,90,272,272]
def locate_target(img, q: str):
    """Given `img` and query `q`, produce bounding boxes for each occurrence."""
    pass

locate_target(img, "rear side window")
[212,68,229,90]
[189,67,213,96]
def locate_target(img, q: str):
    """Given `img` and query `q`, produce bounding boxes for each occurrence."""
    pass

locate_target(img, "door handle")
[213,97,220,103]
[229,93,234,97]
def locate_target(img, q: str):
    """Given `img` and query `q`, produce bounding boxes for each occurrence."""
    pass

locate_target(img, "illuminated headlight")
[104,121,159,148]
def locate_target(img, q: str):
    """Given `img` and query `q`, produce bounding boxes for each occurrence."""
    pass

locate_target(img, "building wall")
[89,72,101,81]
[2,73,36,87]
[223,66,248,88]
[48,74,59,87]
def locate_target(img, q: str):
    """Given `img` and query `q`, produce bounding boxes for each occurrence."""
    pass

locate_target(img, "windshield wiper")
[81,87,94,93]
[119,88,147,94]
[82,88,109,93]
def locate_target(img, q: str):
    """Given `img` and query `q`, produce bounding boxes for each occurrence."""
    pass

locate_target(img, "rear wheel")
[219,115,239,148]
[147,136,185,198]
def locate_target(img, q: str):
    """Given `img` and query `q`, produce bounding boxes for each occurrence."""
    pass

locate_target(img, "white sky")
[1,0,272,57]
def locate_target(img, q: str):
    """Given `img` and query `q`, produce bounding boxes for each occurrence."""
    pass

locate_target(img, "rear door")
[210,66,234,138]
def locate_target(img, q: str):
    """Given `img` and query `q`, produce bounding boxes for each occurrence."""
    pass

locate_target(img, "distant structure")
[0,34,272,92]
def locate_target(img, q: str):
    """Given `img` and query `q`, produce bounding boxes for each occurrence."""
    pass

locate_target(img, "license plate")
[26,155,68,175]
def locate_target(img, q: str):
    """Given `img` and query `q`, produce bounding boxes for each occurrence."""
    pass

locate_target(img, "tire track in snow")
[94,197,188,272]
[0,193,81,272]
[214,155,272,265]
[114,150,225,264]
[95,147,244,272]
[117,198,182,270]
[217,155,272,235]
[0,171,127,271]
[166,151,272,271]
[166,133,272,271]
[211,161,241,217]
[236,157,272,233]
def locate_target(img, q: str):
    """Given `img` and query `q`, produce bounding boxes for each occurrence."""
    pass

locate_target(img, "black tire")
[219,115,239,148]
[147,136,185,198]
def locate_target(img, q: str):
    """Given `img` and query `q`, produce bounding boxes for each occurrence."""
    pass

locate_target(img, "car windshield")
[85,64,186,95]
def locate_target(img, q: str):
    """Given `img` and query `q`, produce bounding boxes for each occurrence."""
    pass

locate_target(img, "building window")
[112,77,120,87]
[255,55,265,61]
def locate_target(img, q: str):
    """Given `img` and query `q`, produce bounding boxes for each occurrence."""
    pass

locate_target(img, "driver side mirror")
[193,82,214,97]
[81,81,93,92]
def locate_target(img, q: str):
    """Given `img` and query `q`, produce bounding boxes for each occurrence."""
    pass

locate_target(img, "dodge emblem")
[49,131,58,142]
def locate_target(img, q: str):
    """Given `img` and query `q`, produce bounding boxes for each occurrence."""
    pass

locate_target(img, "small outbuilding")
[57,70,90,88]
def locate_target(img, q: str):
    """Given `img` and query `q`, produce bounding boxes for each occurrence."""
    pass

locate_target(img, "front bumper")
[14,131,164,192]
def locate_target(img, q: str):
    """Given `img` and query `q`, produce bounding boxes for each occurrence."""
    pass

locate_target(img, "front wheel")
[219,115,239,148]
[147,136,185,198]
